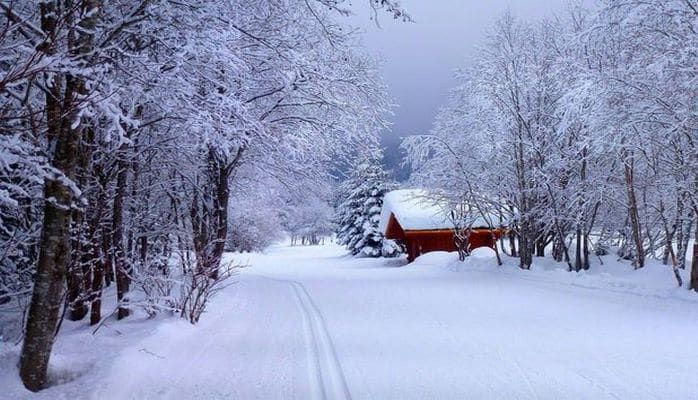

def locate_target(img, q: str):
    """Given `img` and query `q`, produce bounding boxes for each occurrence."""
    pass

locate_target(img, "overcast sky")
[345,0,573,179]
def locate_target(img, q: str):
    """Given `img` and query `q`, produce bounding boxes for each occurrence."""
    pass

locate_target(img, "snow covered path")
[231,245,698,399]
[5,243,698,399]
[101,243,695,400]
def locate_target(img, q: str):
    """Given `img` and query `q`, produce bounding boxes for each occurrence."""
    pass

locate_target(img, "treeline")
[0,0,405,391]
[406,1,698,288]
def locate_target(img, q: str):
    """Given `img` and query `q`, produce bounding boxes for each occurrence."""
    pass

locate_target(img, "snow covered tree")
[335,175,365,252]
[336,153,399,257]
[1,0,394,391]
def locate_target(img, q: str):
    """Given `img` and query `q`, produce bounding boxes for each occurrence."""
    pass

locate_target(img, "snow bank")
[408,247,698,304]
[0,306,163,400]
[408,248,498,273]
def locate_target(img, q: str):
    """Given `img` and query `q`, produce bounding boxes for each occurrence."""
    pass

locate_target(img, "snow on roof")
[379,189,454,232]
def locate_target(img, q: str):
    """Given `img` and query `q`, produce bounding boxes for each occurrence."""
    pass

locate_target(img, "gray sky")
[346,0,572,179]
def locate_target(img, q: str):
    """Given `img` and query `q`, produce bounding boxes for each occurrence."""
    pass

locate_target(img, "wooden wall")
[402,229,502,262]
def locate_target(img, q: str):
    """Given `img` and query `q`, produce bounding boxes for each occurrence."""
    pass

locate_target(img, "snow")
[2,243,698,399]
[378,189,453,232]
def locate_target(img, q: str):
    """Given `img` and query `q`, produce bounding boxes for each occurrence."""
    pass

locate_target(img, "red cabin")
[380,190,503,263]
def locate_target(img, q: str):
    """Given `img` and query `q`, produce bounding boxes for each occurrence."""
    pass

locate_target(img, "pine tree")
[335,154,400,257]
[335,177,363,250]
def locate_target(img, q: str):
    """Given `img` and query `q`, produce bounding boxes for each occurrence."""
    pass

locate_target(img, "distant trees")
[1,0,391,391]
[226,189,283,253]
[336,152,400,257]
[284,196,335,246]
[406,1,697,288]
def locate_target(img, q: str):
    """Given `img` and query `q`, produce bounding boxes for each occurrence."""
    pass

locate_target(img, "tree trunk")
[89,248,104,325]
[19,125,80,390]
[582,232,590,270]
[19,169,76,391]
[113,151,130,320]
[508,230,518,257]
[210,157,230,279]
[66,121,96,321]
[574,226,582,272]
[690,219,698,291]
[552,235,563,262]
[519,236,532,269]
[662,235,673,265]
[66,246,88,320]
[550,219,572,270]
[535,234,546,257]
[19,1,78,391]
[623,156,645,269]
[191,148,237,279]
[103,220,114,286]
[454,228,470,261]
[88,173,108,325]
[491,231,503,266]
[690,244,698,291]
[518,220,533,269]
[677,215,693,270]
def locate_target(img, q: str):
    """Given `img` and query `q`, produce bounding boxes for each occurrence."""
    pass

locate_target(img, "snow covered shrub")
[177,257,241,324]
[381,239,402,258]
[131,252,179,318]
[132,237,241,322]
[227,202,282,252]
[335,152,399,257]
[594,243,610,256]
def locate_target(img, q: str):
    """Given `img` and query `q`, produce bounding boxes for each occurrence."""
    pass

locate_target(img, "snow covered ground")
[2,243,698,399]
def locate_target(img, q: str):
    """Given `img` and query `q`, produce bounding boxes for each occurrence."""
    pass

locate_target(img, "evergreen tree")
[335,154,400,257]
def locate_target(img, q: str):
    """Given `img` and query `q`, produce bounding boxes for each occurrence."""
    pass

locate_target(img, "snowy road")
[114,243,694,400]
[11,243,697,399]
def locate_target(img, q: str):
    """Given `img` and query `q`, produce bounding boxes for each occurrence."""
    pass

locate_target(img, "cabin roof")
[379,189,502,235]
[379,189,453,232]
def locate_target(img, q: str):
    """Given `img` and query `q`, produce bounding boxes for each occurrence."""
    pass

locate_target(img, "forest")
[405,1,698,284]
[0,0,406,392]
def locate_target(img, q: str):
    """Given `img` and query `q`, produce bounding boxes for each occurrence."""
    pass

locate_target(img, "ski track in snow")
[284,278,353,400]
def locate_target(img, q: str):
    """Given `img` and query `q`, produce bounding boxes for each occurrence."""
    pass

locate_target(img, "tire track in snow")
[572,369,622,400]
[274,277,352,400]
